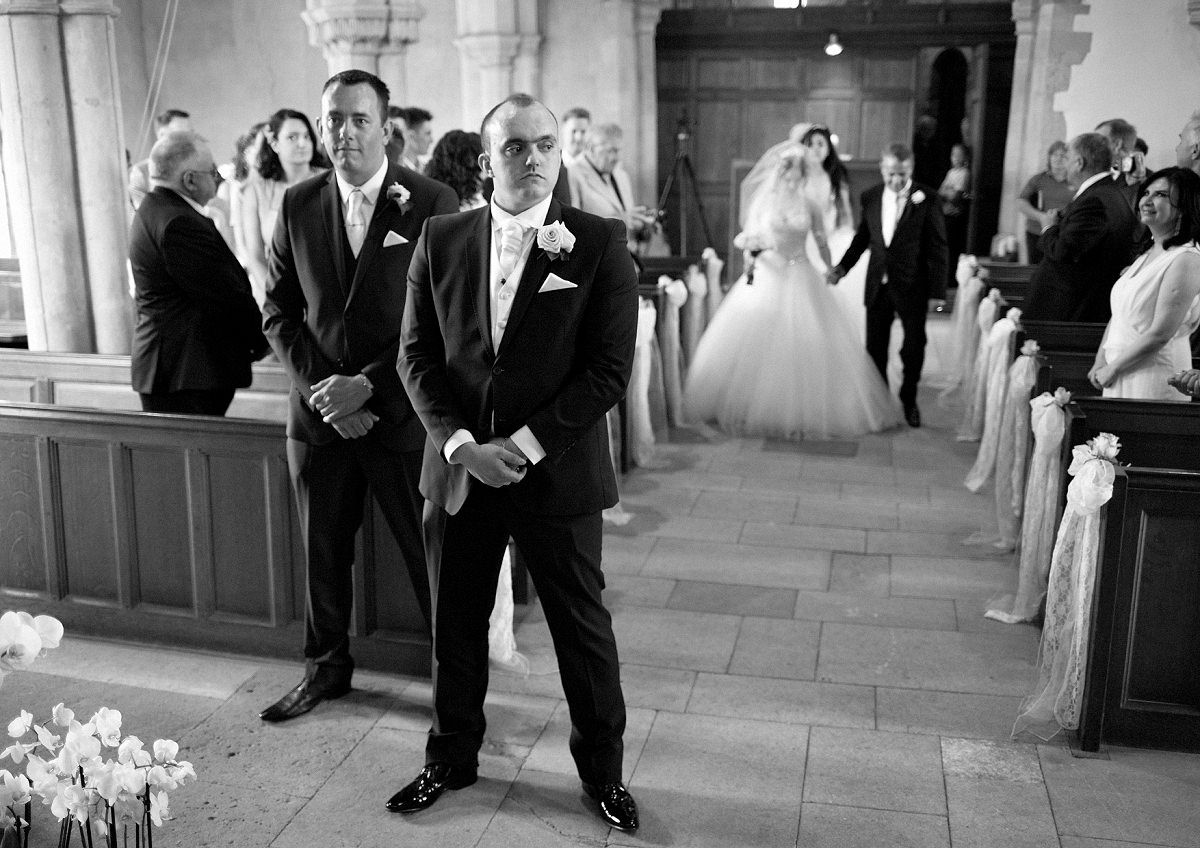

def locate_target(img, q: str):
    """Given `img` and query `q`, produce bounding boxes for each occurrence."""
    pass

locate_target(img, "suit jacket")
[836,182,949,307]
[567,163,639,250]
[262,162,459,447]
[129,187,266,395]
[400,200,638,516]
[1025,176,1137,322]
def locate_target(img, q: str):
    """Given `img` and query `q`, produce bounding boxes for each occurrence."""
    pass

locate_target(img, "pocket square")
[539,273,577,293]
[383,230,408,248]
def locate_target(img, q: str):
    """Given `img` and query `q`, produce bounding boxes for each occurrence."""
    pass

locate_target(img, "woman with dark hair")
[239,108,329,305]
[793,123,865,333]
[423,130,485,210]
[1088,167,1200,399]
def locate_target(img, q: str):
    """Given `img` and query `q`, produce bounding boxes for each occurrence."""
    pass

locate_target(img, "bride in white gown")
[684,141,901,440]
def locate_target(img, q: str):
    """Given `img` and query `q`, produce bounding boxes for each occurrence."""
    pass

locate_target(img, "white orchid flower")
[118,735,152,767]
[31,615,62,651]
[7,710,33,738]
[90,708,121,746]
[51,703,74,728]
[33,724,61,753]
[0,741,36,764]
[149,789,169,826]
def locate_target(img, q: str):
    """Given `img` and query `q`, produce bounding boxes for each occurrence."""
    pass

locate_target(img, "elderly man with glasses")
[128,130,267,415]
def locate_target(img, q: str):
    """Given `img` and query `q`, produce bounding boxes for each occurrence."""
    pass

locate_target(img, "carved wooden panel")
[742,100,803,163]
[658,58,691,90]
[0,379,36,403]
[208,453,272,621]
[862,56,916,90]
[859,99,914,160]
[804,99,860,154]
[807,54,856,90]
[1122,497,1200,711]
[696,57,744,89]
[128,446,192,611]
[692,100,741,184]
[56,441,119,602]
[746,57,802,90]
[0,434,44,592]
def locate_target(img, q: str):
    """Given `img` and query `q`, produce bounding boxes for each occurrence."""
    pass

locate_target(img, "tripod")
[656,111,716,256]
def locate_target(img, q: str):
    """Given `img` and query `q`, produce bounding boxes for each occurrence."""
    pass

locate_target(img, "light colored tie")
[498,219,526,282]
[346,188,367,257]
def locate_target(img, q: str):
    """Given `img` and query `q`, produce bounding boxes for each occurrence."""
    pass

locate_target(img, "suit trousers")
[140,388,235,416]
[866,287,927,407]
[286,435,431,684]
[423,486,626,784]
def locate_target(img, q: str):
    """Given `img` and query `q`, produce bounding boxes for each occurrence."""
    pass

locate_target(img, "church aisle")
[3,348,1199,847]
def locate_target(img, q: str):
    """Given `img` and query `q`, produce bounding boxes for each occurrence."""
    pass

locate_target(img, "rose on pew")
[1087,432,1121,461]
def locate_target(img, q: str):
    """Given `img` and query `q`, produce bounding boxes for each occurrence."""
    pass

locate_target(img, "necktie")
[346,188,367,257]
[498,219,525,281]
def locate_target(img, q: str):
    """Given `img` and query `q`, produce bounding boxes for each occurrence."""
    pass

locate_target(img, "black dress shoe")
[903,403,921,428]
[386,763,478,813]
[583,782,639,831]
[258,678,350,723]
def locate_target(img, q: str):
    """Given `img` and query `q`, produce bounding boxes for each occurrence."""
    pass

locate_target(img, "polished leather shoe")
[258,678,350,723]
[386,763,478,813]
[583,782,639,831]
[903,403,921,428]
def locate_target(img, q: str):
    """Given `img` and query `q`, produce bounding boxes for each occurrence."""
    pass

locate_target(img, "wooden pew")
[1060,397,1200,751]
[1016,320,1106,397]
[0,401,437,675]
[978,260,1034,308]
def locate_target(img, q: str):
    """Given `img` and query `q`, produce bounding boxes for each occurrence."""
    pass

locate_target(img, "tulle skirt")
[684,251,901,440]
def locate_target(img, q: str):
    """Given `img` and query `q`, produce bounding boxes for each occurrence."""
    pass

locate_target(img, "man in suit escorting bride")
[828,141,948,427]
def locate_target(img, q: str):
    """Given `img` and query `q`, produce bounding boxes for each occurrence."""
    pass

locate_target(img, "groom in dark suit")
[828,142,948,427]
[259,70,458,722]
[392,94,640,831]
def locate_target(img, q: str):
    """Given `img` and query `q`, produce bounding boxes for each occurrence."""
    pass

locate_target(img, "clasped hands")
[310,374,376,439]
[452,438,529,488]
[1087,360,1116,391]
[1168,368,1200,398]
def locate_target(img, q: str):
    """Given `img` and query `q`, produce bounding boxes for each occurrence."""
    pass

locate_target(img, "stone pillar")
[1000,0,1036,256]
[454,0,539,127]
[0,0,94,351]
[61,0,132,353]
[633,0,664,214]
[303,0,425,101]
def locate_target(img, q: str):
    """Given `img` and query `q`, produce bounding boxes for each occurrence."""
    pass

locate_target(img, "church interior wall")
[1056,0,1200,172]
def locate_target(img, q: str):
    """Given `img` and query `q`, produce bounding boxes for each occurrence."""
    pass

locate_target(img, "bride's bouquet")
[733,230,771,285]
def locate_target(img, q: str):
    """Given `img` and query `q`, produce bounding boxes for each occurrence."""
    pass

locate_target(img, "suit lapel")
[495,200,560,361]
[347,164,403,306]
[321,173,349,296]
[469,207,495,361]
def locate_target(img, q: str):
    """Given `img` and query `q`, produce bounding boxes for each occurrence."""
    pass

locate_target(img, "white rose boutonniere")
[536,221,575,260]
[386,182,412,214]
[909,190,926,205]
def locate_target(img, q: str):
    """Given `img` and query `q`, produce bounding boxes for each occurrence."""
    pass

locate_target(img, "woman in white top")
[1088,167,1200,400]
[238,108,328,306]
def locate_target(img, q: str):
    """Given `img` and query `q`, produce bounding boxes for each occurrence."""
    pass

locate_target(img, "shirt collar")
[490,194,553,233]
[335,158,389,206]
[885,181,913,199]
[166,187,208,216]
[1074,171,1108,199]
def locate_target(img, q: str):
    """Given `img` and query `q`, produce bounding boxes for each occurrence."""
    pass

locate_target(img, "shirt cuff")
[509,426,546,465]
[444,429,476,463]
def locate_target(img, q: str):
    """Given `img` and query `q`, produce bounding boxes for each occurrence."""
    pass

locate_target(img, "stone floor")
[3,316,1199,847]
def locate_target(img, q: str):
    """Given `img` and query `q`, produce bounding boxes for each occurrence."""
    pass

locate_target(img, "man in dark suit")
[828,142,948,427]
[259,69,458,723]
[1023,133,1138,324]
[392,94,640,831]
[129,131,266,415]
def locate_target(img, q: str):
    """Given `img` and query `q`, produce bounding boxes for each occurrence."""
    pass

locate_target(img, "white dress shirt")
[881,180,911,247]
[1073,171,1109,200]
[442,195,554,468]
[334,158,389,243]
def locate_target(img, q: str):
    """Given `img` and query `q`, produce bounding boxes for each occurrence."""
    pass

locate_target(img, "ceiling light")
[773,0,804,7]
[824,32,843,57]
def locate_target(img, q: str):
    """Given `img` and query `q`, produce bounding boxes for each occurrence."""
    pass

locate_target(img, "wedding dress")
[685,142,901,440]
[803,164,866,337]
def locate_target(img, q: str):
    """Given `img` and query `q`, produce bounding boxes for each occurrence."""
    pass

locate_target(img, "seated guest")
[1175,110,1200,178]
[1016,141,1074,263]
[1023,133,1138,322]
[129,108,191,211]
[423,129,485,209]
[567,122,656,252]
[239,108,329,306]
[129,131,267,415]
[1088,167,1200,399]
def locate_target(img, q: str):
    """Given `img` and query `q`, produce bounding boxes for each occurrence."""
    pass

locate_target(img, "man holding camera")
[1023,132,1138,323]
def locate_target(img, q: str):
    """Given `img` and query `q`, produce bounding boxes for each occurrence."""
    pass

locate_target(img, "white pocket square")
[539,273,577,293]
[383,230,408,248]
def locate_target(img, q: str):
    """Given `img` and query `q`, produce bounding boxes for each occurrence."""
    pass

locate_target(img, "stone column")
[0,0,94,351]
[454,0,539,127]
[454,33,520,127]
[61,0,132,353]
[1000,0,1036,256]
[303,0,425,100]
[633,0,664,214]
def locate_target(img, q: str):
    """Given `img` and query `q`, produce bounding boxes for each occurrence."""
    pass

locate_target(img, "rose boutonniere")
[386,182,411,214]
[536,221,575,260]
[909,190,926,205]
